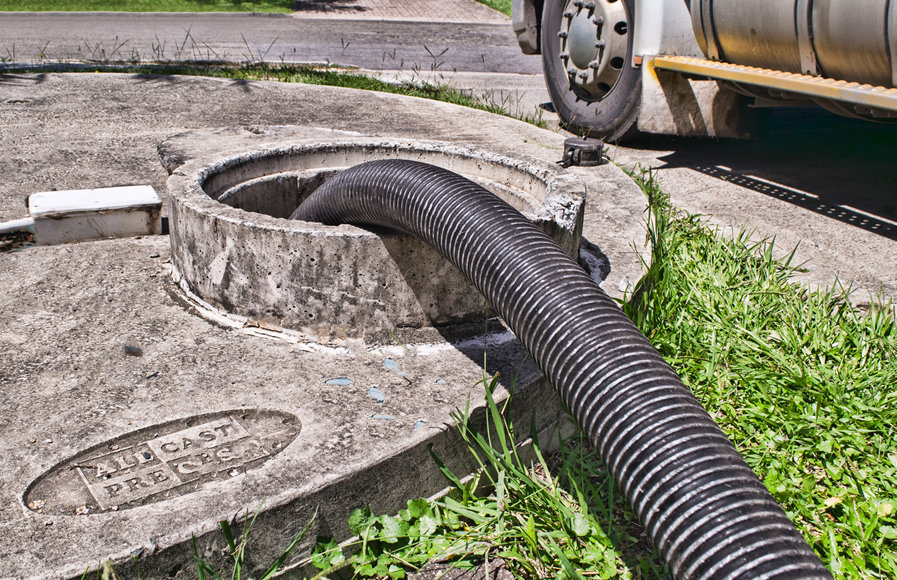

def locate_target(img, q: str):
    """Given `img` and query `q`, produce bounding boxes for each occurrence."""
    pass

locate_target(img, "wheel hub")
[558,0,629,100]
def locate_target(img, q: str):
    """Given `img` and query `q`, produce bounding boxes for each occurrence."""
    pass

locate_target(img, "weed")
[80,559,121,580]
[241,33,278,63]
[472,0,512,17]
[192,504,315,579]
[310,375,664,579]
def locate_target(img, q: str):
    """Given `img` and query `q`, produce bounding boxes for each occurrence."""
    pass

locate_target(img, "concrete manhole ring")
[167,138,586,342]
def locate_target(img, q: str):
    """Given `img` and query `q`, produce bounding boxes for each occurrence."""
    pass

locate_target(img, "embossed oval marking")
[24,409,300,515]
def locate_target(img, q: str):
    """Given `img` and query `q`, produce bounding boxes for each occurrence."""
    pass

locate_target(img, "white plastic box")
[28,185,162,245]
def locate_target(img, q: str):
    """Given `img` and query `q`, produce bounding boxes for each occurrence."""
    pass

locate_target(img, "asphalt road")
[0,12,543,74]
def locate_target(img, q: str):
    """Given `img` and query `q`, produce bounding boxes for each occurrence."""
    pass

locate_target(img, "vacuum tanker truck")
[512,0,897,139]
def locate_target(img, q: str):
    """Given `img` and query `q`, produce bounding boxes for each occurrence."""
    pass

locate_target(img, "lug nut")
[595,40,606,48]
[558,31,568,38]
[588,60,600,69]
[563,10,574,18]
[591,15,604,24]
[583,0,595,8]
[572,0,583,6]
[578,71,588,79]
[560,52,569,59]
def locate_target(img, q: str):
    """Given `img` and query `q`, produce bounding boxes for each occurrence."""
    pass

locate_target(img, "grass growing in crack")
[193,505,315,579]
[238,64,544,126]
[79,506,315,579]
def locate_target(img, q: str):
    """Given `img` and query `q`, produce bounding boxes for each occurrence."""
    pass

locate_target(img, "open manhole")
[167,139,586,341]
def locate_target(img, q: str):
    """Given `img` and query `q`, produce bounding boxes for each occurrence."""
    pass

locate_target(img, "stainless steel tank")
[688,0,897,87]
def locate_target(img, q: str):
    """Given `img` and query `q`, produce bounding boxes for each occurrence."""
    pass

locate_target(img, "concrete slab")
[3,232,560,578]
[0,73,649,578]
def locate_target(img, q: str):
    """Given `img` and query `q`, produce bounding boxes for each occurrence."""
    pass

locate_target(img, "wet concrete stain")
[325,377,353,386]
[367,386,385,403]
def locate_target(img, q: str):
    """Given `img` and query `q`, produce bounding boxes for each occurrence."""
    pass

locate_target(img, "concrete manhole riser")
[167,139,586,340]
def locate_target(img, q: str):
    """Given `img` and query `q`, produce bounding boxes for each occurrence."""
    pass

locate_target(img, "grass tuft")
[310,374,665,579]
[473,0,511,16]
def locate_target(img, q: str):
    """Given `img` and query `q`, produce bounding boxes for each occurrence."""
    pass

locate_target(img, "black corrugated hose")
[291,159,832,579]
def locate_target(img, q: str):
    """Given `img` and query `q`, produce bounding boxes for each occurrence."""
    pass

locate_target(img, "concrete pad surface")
[0,73,649,578]
[2,233,560,578]
[363,69,556,130]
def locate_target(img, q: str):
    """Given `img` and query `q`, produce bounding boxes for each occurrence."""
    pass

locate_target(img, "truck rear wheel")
[541,0,641,142]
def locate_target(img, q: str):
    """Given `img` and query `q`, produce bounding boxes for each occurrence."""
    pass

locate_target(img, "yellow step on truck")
[513,0,897,139]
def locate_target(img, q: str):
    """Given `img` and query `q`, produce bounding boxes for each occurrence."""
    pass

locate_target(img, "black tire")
[541,0,641,142]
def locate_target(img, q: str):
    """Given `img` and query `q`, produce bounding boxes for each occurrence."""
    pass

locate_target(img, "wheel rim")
[557,0,630,100]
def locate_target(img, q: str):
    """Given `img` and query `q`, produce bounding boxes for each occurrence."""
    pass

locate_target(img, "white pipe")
[0,217,35,235]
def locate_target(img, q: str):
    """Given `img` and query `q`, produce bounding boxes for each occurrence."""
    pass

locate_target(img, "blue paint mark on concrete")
[367,386,386,403]
[434,379,447,384]
[325,377,353,386]
[414,420,427,430]
[382,358,406,376]
[372,414,396,421]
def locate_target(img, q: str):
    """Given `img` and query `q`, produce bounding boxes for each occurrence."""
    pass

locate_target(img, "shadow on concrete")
[631,107,897,240]
[292,0,369,14]
[127,72,258,92]
[678,163,897,241]
[0,72,47,86]
[228,77,256,92]
[129,72,189,86]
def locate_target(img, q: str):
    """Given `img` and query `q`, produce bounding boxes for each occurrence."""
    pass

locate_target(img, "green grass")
[309,377,666,579]
[474,0,511,16]
[219,63,543,125]
[192,504,314,580]
[621,171,897,577]
[0,0,294,12]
